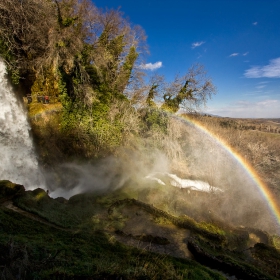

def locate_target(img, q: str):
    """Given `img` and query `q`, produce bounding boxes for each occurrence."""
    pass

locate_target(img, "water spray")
[0,59,45,189]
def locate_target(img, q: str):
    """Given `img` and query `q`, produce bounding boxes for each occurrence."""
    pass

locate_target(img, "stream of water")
[0,59,45,189]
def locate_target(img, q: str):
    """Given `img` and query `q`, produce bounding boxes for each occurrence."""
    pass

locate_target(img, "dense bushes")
[0,0,215,165]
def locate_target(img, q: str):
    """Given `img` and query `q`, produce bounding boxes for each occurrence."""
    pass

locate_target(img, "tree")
[161,64,216,113]
[85,8,146,104]
[0,0,56,86]
[0,0,98,95]
[146,84,158,107]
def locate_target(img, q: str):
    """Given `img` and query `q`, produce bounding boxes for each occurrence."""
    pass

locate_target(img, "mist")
[47,151,170,199]
[42,117,279,234]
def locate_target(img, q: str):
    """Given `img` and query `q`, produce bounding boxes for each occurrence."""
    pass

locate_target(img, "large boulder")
[0,180,25,200]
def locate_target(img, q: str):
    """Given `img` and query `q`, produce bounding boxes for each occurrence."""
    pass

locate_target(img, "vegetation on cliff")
[0,0,216,163]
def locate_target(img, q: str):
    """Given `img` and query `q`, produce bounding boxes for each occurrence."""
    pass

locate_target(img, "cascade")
[0,59,45,189]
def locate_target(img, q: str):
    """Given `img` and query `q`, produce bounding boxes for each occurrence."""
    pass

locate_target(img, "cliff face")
[1,180,279,280]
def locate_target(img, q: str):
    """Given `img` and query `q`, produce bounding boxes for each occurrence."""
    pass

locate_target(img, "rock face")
[0,180,25,200]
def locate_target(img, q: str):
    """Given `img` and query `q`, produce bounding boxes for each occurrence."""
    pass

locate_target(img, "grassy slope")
[0,183,226,280]
[1,181,280,279]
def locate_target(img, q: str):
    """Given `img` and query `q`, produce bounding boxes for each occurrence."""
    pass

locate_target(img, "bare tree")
[0,0,56,74]
[161,64,216,113]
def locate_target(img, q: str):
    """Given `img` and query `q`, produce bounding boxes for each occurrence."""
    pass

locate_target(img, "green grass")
[0,206,226,279]
[13,187,137,230]
[3,182,280,279]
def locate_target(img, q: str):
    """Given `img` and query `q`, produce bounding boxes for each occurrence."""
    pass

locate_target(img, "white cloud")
[253,22,258,25]
[244,57,280,78]
[191,41,205,49]
[229,53,239,57]
[243,52,249,56]
[139,61,162,71]
[255,85,266,89]
[206,99,280,118]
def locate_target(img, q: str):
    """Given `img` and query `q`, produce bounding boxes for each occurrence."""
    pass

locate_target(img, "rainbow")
[178,114,280,227]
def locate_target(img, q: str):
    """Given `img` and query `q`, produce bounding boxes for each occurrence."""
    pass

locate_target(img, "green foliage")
[115,46,138,93]
[9,68,20,85]
[59,95,126,157]
[162,94,181,113]
[162,81,193,113]
[61,16,78,27]
[146,84,158,107]
[0,39,20,84]
[0,38,12,61]
[140,108,169,134]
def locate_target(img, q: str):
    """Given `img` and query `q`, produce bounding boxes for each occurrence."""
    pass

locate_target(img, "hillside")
[1,180,280,279]
[232,118,280,133]
[189,115,280,199]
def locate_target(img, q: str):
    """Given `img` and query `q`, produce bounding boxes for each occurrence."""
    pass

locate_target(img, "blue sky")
[93,0,280,118]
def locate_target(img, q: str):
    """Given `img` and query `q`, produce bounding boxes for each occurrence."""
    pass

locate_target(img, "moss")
[0,180,24,200]
[188,237,277,280]
[0,207,226,279]
[272,235,280,249]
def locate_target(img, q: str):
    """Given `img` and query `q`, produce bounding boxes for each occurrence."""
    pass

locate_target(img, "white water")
[0,60,45,189]
[145,172,223,193]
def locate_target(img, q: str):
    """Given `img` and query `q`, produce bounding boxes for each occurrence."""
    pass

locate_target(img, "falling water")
[0,59,45,189]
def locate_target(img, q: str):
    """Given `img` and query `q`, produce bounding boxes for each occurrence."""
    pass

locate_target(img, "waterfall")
[0,59,45,189]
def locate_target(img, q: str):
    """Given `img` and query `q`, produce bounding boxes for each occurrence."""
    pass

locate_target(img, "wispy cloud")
[244,57,280,78]
[255,81,269,89]
[243,52,249,56]
[256,85,266,89]
[206,99,280,118]
[139,61,162,71]
[229,53,239,57]
[253,22,258,25]
[191,41,205,49]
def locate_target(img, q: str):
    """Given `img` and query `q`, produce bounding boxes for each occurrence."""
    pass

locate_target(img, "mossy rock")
[54,197,68,204]
[0,180,25,200]
[250,242,280,277]
[188,237,277,280]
